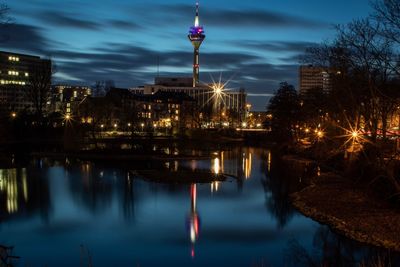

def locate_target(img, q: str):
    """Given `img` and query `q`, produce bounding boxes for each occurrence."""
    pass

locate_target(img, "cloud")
[107,19,141,30]
[38,11,101,30]
[0,23,49,54]
[158,4,328,29]
[48,43,266,88]
[237,40,318,54]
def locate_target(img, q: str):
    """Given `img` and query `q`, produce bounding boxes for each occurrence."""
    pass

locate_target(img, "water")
[0,147,395,267]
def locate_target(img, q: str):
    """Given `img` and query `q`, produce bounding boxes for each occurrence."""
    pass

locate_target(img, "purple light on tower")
[188,2,205,87]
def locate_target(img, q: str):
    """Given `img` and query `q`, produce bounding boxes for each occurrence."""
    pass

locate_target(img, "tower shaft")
[193,48,199,87]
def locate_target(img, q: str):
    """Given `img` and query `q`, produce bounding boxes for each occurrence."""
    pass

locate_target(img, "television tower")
[188,2,205,87]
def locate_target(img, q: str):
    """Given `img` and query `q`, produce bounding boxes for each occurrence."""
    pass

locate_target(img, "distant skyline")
[2,0,372,110]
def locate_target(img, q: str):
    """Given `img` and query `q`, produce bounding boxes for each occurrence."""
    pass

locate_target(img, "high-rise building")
[299,65,333,95]
[188,2,205,87]
[0,51,51,115]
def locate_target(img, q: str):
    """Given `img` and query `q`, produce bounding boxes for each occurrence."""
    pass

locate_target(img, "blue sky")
[2,0,372,110]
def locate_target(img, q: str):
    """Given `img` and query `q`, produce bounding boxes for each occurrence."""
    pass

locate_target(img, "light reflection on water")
[0,147,397,267]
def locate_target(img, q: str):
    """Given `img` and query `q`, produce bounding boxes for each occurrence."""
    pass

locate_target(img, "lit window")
[8,71,19,76]
[8,56,19,62]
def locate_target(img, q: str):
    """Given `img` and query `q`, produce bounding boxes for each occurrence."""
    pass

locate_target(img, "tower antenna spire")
[188,1,205,87]
[195,1,199,27]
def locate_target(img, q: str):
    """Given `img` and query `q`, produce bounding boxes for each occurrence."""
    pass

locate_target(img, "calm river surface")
[0,147,392,267]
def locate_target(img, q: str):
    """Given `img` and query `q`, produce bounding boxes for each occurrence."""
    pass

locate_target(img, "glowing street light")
[11,112,16,118]
[100,124,104,129]
[212,83,223,95]
[127,123,131,127]
[316,131,324,138]
[114,123,118,128]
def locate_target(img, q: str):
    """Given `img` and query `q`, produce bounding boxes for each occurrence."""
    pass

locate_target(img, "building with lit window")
[140,77,246,127]
[50,85,91,116]
[135,90,196,129]
[77,88,196,130]
[0,51,51,115]
[299,65,334,95]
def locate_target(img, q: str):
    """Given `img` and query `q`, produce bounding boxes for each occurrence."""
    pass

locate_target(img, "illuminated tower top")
[188,1,205,87]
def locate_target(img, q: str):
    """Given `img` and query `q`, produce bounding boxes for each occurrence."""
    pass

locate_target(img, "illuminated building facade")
[0,51,51,115]
[141,77,247,127]
[299,65,334,95]
[188,2,205,87]
[134,90,196,129]
[77,88,196,130]
[50,85,91,116]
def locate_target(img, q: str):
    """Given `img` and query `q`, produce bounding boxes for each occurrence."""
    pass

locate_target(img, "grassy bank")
[291,172,400,252]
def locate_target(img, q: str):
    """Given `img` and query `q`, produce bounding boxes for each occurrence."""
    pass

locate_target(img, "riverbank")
[291,172,400,252]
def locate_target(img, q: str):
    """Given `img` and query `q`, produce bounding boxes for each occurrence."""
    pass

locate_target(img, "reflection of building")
[213,149,253,180]
[209,149,253,193]
[187,184,200,258]
[299,65,334,95]
[0,51,51,115]
[0,169,28,216]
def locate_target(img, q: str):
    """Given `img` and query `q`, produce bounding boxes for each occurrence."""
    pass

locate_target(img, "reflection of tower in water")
[187,184,200,258]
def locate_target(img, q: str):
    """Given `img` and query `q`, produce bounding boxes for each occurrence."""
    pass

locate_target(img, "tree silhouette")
[267,82,301,143]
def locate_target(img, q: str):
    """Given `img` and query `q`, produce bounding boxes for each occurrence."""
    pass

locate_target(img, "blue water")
[0,147,393,267]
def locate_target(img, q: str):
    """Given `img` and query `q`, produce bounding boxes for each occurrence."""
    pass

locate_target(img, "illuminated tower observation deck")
[188,2,205,87]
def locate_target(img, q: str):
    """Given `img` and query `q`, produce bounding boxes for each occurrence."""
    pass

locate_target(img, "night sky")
[3,0,371,110]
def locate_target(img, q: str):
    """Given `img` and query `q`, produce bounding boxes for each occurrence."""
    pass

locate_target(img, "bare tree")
[26,59,53,118]
[91,80,116,97]
[303,19,397,141]
[0,3,12,25]
[373,0,400,43]
[335,19,397,140]
[0,3,13,42]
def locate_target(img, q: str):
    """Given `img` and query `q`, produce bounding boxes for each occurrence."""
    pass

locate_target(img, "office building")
[0,51,51,115]
[299,65,333,95]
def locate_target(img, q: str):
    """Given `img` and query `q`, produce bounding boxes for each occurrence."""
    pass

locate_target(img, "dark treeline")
[267,0,400,206]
